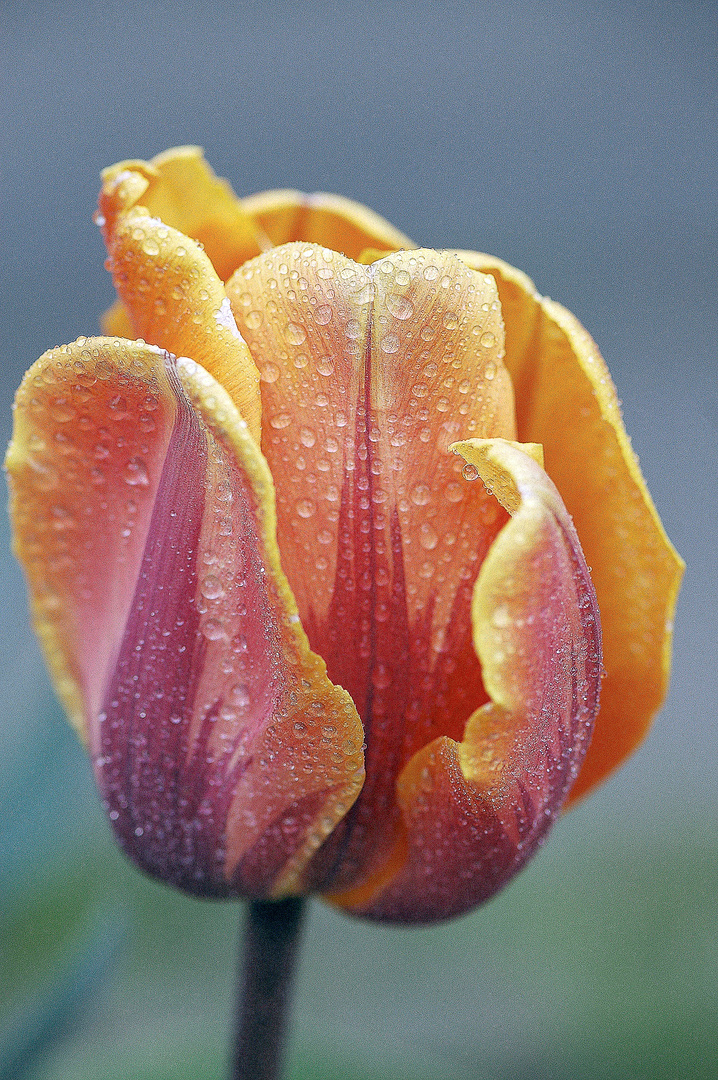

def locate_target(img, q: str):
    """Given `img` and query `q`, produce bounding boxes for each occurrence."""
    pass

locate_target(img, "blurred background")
[1,1,716,1077]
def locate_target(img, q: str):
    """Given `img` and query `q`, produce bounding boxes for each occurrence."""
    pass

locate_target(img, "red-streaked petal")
[227,244,518,891]
[97,165,262,443]
[329,440,602,922]
[6,337,364,898]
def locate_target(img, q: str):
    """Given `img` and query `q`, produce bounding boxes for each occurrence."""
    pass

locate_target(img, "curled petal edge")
[327,439,602,923]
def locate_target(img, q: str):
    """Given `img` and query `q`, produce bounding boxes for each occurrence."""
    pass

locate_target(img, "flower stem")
[232,897,307,1080]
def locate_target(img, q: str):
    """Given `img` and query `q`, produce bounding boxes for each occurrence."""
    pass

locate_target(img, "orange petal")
[329,440,602,922]
[6,337,364,898]
[240,190,413,259]
[456,251,683,801]
[102,147,268,279]
[97,165,262,444]
[228,244,518,891]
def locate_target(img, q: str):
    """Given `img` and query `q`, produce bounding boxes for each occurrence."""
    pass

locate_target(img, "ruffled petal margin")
[454,252,683,802]
[6,337,364,898]
[327,440,602,923]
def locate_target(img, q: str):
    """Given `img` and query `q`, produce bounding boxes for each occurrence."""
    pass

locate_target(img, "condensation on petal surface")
[328,441,602,923]
[97,165,262,443]
[227,243,519,895]
[7,338,364,899]
[455,251,683,802]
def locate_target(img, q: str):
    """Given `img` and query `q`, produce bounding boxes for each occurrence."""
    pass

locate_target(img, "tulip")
[7,147,682,927]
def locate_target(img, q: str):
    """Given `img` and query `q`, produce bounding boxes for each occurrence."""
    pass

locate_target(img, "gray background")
[1,2,716,1078]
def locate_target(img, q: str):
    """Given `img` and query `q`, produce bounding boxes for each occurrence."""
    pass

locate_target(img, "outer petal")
[102,147,269,280]
[329,440,602,923]
[97,164,262,443]
[6,337,363,898]
[455,251,684,801]
[227,244,517,894]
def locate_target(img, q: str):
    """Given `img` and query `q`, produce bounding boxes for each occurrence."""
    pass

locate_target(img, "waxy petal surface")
[227,244,517,892]
[456,252,683,801]
[98,166,262,443]
[329,440,602,922]
[7,338,364,897]
[240,190,412,261]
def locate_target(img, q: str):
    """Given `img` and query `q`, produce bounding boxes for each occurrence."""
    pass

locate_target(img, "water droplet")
[386,294,414,320]
[395,269,411,286]
[484,361,497,381]
[444,481,464,503]
[296,498,316,519]
[316,356,335,376]
[124,456,149,486]
[201,575,223,599]
[492,605,511,628]
[50,398,77,423]
[284,322,307,345]
[245,310,263,330]
[50,505,75,530]
[299,427,316,448]
[462,463,480,481]
[108,394,129,417]
[423,265,439,281]
[269,412,292,430]
[142,237,160,257]
[345,319,362,340]
[314,305,333,325]
[442,311,459,330]
[380,333,400,354]
[419,523,438,550]
[410,484,431,506]
[202,618,225,640]
[260,361,280,383]
[372,663,392,690]
[228,683,251,708]
[480,330,496,348]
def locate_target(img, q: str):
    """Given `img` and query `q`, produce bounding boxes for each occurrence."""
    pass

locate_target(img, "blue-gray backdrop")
[1,2,716,1079]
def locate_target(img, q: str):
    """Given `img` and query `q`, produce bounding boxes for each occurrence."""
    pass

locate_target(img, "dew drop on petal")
[260,361,280,383]
[124,456,149,486]
[284,322,307,345]
[462,462,480,481]
[200,575,223,599]
[228,683,251,708]
[269,412,292,430]
[296,498,316,519]
[202,618,225,640]
[386,294,414,320]
[380,333,400,354]
[419,523,439,550]
[410,483,431,506]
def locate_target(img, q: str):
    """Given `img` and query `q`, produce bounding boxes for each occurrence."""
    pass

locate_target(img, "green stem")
[232,897,307,1080]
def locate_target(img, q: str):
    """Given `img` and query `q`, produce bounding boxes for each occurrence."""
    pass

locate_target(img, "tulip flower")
[7,148,682,931]
[7,147,683,1080]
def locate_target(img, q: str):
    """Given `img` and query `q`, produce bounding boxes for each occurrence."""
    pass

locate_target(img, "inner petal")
[227,244,516,889]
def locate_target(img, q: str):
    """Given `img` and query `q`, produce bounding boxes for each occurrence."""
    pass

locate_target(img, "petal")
[328,440,602,922]
[102,147,268,279]
[456,251,684,801]
[98,164,262,443]
[239,190,413,258]
[6,337,364,898]
[227,244,518,891]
